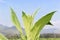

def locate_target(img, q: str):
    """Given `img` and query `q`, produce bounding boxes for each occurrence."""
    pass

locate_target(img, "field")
[9,38,60,40]
[40,38,60,40]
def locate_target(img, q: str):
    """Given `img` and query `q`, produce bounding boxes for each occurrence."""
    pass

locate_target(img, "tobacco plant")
[0,8,56,40]
[11,8,56,40]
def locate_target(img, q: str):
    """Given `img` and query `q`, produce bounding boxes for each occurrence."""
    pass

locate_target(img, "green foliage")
[0,8,56,40]
[0,34,8,40]
[11,8,26,40]
[0,8,55,40]
[31,11,55,40]
[11,8,56,40]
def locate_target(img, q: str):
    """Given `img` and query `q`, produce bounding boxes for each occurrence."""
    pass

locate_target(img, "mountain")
[40,28,60,34]
[40,28,60,38]
[0,25,20,38]
[0,25,25,38]
[0,24,9,31]
[0,24,60,38]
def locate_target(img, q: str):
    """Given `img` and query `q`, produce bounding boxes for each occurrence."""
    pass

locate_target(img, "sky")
[0,0,60,28]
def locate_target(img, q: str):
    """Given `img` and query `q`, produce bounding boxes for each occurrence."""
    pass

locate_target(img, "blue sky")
[0,0,60,28]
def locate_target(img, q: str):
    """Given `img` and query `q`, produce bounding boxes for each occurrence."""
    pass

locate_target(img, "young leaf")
[22,11,33,40]
[11,8,22,33]
[33,8,40,18]
[11,8,26,40]
[0,34,8,40]
[31,11,56,39]
[22,11,33,32]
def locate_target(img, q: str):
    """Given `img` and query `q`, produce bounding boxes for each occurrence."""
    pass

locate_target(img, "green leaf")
[11,8,26,40]
[33,8,40,17]
[31,11,56,39]
[22,11,33,39]
[0,34,8,40]
[22,11,33,31]
[11,8,22,33]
